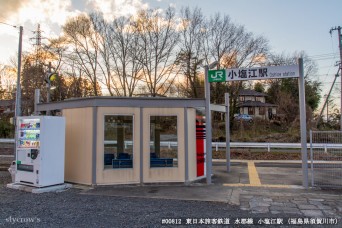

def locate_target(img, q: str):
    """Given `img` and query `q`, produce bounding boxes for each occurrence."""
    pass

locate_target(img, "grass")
[213,118,301,143]
[213,149,302,160]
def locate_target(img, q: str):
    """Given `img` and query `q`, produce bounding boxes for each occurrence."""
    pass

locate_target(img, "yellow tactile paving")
[222,183,292,188]
[247,161,261,186]
[222,160,295,189]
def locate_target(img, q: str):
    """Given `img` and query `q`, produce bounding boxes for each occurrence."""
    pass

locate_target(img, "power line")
[0,21,18,28]
[307,52,338,58]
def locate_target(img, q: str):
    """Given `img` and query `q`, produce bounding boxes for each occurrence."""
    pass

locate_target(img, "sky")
[0,0,341,110]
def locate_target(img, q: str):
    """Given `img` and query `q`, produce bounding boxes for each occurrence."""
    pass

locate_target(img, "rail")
[212,142,342,152]
[2,139,342,153]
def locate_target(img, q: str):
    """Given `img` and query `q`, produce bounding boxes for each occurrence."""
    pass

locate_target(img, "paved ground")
[0,160,341,227]
[212,160,342,219]
[80,161,342,220]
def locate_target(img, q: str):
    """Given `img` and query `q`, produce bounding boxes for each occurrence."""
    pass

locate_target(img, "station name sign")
[208,65,299,82]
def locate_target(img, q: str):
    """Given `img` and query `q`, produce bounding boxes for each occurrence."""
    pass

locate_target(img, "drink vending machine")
[15,116,65,187]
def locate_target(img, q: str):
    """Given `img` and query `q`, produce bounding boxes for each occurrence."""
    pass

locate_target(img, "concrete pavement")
[82,160,342,221]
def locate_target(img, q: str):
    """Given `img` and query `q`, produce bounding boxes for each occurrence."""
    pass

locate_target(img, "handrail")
[2,139,341,152]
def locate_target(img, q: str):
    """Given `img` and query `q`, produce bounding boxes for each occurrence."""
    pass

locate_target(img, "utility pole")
[14,25,23,160]
[330,26,342,130]
[46,62,51,116]
[15,26,23,119]
[327,95,329,123]
[316,70,339,127]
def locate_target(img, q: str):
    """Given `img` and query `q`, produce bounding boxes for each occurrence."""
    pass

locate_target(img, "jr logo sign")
[208,69,226,82]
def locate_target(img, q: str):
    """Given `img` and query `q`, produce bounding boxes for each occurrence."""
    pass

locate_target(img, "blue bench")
[112,159,133,168]
[118,153,131,159]
[150,158,173,167]
[104,154,114,165]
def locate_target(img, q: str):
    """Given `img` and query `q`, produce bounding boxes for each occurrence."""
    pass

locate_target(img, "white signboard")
[225,65,299,81]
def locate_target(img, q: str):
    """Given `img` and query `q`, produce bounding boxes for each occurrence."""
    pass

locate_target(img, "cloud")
[87,0,148,20]
[1,0,80,28]
[0,0,149,63]
[0,0,23,21]
[0,0,86,41]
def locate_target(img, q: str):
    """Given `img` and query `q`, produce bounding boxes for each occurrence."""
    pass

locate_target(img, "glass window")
[259,107,265,115]
[150,116,178,168]
[255,96,263,102]
[248,107,254,115]
[104,115,133,169]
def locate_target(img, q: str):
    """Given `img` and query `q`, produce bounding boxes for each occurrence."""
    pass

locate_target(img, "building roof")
[37,96,206,112]
[238,89,267,97]
[237,100,277,107]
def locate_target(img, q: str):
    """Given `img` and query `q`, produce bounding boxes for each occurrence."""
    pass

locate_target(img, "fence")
[310,131,342,188]
[2,139,342,153]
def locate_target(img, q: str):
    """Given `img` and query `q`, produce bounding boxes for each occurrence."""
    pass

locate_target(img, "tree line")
[0,7,321,124]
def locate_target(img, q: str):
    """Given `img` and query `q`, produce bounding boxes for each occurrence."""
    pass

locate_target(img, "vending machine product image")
[15,116,65,187]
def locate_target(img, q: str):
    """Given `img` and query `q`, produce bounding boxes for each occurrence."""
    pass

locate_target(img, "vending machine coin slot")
[30,149,39,160]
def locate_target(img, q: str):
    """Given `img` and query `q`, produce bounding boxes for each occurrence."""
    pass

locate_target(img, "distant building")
[237,89,277,120]
[0,99,32,117]
[0,99,15,115]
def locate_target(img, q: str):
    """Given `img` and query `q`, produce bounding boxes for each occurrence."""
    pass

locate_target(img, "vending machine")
[15,116,65,187]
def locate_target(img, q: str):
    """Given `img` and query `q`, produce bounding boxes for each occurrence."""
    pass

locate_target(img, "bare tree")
[43,37,68,73]
[176,7,205,98]
[88,13,116,96]
[203,14,241,68]
[132,7,180,97]
[91,13,144,96]
[265,51,321,124]
[0,64,16,99]
[200,12,269,126]
[0,64,7,99]
[62,14,101,96]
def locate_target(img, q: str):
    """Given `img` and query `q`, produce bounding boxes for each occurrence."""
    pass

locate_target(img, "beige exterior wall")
[187,108,197,181]
[254,107,265,119]
[96,107,141,185]
[142,108,185,183]
[63,108,93,185]
[63,106,197,185]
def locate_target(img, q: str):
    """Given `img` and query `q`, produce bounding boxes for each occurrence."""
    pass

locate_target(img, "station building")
[37,97,206,186]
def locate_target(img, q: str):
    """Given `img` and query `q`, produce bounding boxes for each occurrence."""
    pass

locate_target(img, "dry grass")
[213,149,302,160]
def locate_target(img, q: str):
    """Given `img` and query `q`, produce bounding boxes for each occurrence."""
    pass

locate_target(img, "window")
[259,107,265,115]
[256,97,264,102]
[104,115,133,169]
[239,96,245,102]
[245,96,254,101]
[248,107,254,115]
[150,116,178,168]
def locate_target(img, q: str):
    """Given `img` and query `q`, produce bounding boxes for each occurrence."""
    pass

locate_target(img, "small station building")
[37,97,206,186]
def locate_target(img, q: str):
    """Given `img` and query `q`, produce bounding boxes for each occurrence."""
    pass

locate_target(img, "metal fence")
[2,138,342,152]
[310,131,342,188]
